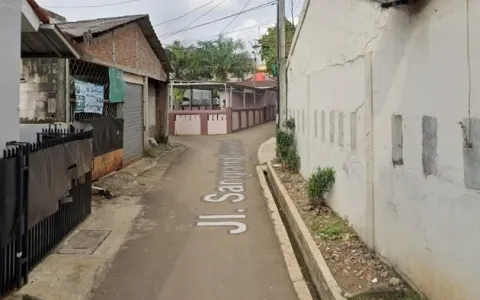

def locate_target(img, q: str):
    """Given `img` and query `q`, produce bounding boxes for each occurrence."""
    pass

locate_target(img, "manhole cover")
[58,230,111,255]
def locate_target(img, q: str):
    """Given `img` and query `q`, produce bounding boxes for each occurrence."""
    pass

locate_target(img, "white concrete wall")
[287,0,480,299]
[0,0,22,151]
[148,82,157,138]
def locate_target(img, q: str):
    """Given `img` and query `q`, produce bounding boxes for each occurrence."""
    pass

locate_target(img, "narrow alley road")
[92,123,298,300]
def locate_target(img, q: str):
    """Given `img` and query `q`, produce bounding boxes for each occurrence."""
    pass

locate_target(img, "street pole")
[251,41,260,108]
[278,0,287,127]
[291,0,295,26]
[276,2,280,129]
[253,55,257,107]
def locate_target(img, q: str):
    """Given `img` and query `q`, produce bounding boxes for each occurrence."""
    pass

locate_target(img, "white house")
[0,0,79,151]
[287,0,480,299]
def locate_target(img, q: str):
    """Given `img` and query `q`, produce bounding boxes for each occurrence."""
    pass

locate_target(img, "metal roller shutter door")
[123,83,144,162]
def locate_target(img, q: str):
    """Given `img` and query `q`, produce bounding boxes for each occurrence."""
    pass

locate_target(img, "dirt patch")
[274,166,422,300]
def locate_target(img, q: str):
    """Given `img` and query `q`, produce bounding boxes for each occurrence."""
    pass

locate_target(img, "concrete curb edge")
[256,166,313,300]
[266,161,346,300]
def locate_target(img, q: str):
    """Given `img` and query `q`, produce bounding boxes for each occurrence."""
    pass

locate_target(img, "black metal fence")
[0,128,93,296]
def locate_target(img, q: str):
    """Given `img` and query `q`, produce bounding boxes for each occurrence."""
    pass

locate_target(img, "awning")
[21,24,80,59]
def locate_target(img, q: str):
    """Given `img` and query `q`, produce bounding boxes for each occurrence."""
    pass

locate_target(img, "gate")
[0,129,93,296]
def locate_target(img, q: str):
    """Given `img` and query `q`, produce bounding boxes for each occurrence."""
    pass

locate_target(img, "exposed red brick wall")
[137,29,161,79]
[113,25,138,69]
[81,33,114,63]
[78,22,166,80]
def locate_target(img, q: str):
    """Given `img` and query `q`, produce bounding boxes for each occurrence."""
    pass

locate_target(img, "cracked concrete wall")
[287,0,480,299]
[20,58,67,122]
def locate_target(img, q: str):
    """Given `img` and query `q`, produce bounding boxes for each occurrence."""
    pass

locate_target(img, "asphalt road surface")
[92,122,298,300]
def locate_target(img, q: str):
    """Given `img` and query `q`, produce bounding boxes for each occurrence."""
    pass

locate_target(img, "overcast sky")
[36,0,303,52]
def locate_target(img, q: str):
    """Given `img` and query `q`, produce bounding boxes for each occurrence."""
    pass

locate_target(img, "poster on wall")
[108,67,125,103]
[74,79,104,114]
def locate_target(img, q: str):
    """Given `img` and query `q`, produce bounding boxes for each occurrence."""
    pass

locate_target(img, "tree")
[258,20,296,75]
[165,37,254,81]
[165,41,189,80]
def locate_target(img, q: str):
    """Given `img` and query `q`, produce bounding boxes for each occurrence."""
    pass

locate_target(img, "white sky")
[36,0,303,51]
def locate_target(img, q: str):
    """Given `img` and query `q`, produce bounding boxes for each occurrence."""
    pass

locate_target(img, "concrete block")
[391,115,403,166]
[464,118,480,190]
[302,109,305,135]
[330,110,335,143]
[47,98,56,114]
[422,115,437,176]
[338,112,344,147]
[321,110,326,141]
[350,112,357,150]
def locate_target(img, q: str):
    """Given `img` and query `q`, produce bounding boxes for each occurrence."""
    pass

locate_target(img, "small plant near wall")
[276,129,294,160]
[275,118,300,172]
[307,167,336,208]
[285,147,300,172]
[283,118,296,131]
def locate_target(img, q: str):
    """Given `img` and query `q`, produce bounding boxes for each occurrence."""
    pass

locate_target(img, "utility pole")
[291,0,295,26]
[251,40,260,107]
[278,0,287,127]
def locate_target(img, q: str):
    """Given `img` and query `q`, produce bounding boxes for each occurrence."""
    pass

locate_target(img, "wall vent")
[377,0,430,13]
[377,0,409,8]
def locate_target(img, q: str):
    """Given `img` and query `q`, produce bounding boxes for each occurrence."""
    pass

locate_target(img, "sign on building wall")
[74,79,104,114]
[108,67,125,103]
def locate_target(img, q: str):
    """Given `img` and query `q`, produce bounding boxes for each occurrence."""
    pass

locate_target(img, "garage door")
[123,83,144,162]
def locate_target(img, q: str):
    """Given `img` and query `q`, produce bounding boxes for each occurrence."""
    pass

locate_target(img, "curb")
[256,166,313,300]
[266,161,346,300]
[257,137,276,164]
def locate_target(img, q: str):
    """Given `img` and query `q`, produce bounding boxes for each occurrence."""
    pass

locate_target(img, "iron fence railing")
[0,129,93,297]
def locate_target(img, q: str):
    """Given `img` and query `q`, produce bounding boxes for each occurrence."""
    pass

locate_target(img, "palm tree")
[166,37,253,81]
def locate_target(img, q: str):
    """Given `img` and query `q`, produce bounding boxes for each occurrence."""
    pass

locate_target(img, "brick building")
[21,14,172,165]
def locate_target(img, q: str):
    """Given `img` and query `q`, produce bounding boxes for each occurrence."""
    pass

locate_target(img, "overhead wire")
[43,0,139,9]
[180,11,299,44]
[160,0,227,38]
[187,19,276,42]
[159,1,276,39]
[153,0,217,27]
[217,0,252,36]
[294,0,302,13]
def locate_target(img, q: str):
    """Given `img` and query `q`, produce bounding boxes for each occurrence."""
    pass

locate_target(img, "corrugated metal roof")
[57,15,172,72]
[21,24,80,59]
[57,15,145,37]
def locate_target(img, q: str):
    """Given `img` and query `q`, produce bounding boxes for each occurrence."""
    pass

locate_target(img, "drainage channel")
[262,169,322,300]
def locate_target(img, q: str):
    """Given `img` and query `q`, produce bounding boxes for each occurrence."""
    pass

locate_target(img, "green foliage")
[307,167,336,207]
[276,118,300,172]
[173,88,185,104]
[166,36,254,81]
[320,223,343,239]
[276,129,294,161]
[258,20,296,75]
[283,118,296,131]
[285,147,300,172]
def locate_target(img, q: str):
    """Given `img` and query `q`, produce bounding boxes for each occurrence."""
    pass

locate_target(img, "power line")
[180,11,299,43]
[188,20,276,42]
[160,2,276,39]
[294,0,302,13]
[218,0,252,35]
[160,0,226,38]
[43,0,139,9]
[153,0,216,27]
